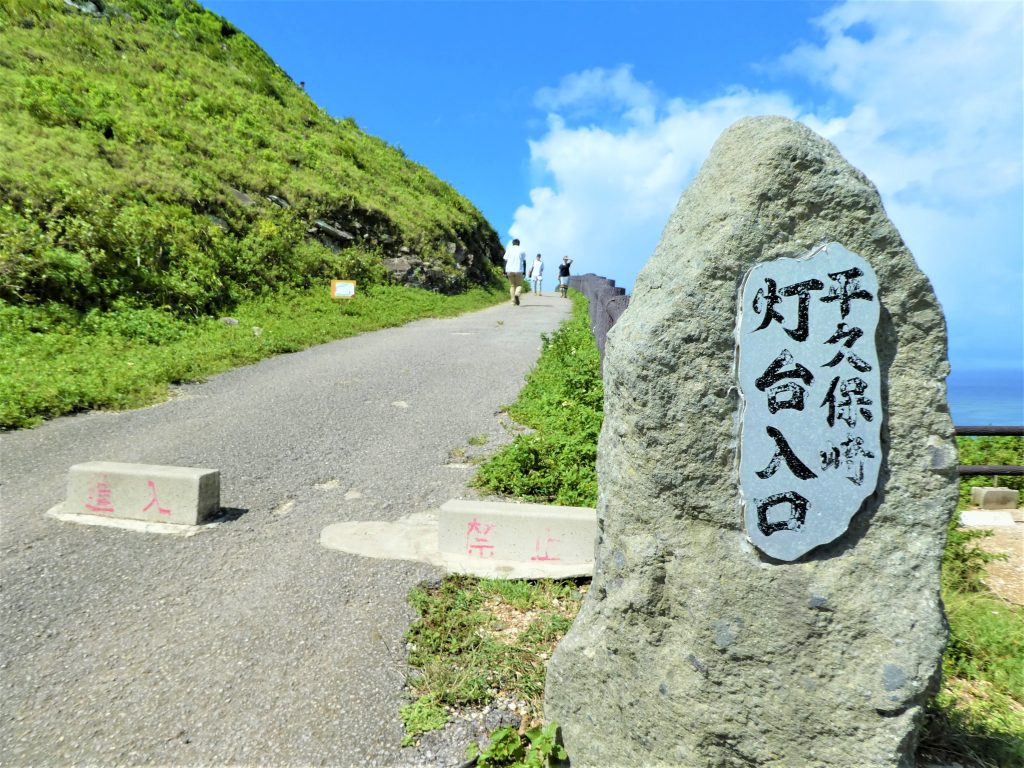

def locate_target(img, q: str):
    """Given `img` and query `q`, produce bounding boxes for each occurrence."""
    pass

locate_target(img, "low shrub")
[956,436,1024,508]
[474,291,601,506]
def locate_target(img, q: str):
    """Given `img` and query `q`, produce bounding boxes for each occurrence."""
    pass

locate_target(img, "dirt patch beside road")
[964,515,1024,605]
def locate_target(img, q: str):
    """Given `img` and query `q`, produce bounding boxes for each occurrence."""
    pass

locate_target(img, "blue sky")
[205,0,1023,419]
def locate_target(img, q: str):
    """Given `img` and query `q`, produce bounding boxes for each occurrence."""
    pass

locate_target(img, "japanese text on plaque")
[737,243,882,561]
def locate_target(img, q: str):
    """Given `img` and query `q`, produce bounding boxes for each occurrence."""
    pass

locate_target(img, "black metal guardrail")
[955,426,1024,476]
[569,274,1023,478]
[568,274,629,361]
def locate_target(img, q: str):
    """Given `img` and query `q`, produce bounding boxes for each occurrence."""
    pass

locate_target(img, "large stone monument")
[544,116,958,766]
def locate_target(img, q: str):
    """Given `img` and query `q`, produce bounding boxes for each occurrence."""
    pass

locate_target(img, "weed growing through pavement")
[400,696,450,747]
[403,576,586,740]
[467,721,567,768]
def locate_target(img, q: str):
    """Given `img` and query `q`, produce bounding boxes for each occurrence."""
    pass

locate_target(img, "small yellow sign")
[330,280,356,299]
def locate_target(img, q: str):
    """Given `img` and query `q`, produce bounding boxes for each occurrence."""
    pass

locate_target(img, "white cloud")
[787,1,1023,205]
[511,71,801,287]
[790,1,1024,370]
[533,65,658,126]
[511,3,1023,371]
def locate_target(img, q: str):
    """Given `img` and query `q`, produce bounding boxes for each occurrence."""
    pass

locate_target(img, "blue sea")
[947,367,1024,426]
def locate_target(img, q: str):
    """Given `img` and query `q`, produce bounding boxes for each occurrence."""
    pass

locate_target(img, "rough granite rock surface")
[544,116,958,767]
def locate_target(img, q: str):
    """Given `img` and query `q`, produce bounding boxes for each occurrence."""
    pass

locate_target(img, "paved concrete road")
[0,294,572,766]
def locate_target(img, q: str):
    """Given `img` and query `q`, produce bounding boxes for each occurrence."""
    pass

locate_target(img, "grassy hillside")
[0,0,504,318]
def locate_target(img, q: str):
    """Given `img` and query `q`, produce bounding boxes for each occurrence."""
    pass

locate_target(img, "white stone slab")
[959,510,1018,528]
[46,504,218,537]
[737,243,882,561]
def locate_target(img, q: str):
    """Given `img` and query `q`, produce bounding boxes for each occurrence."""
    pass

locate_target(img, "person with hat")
[557,255,573,298]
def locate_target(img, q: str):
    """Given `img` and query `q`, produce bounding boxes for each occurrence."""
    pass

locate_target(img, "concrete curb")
[439,499,596,565]
[319,500,598,579]
[66,461,220,526]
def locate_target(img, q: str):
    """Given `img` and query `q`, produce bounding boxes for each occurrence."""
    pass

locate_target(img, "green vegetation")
[399,696,450,747]
[0,0,510,429]
[467,722,567,768]
[473,291,602,506]
[0,0,501,307]
[0,284,504,429]
[922,582,1023,765]
[403,575,584,736]
[920,435,1024,767]
[956,436,1024,508]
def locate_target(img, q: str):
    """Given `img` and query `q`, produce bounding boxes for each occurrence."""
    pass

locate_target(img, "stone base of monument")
[51,462,221,534]
[319,500,597,579]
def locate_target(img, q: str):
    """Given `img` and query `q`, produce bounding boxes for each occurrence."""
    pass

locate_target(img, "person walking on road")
[529,254,544,296]
[557,255,573,298]
[503,238,525,305]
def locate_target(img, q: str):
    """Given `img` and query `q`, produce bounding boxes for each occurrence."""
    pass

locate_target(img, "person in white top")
[529,254,544,296]
[502,238,524,305]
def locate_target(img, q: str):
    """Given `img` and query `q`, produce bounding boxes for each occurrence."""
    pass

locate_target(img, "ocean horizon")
[946,367,1024,427]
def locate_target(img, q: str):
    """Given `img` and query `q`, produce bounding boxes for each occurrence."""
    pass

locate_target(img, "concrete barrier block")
[67,462,220,526]
[439,500,596,564]
[970,486,1020,510]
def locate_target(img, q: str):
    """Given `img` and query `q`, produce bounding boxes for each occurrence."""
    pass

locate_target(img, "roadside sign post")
[330,280,356,299]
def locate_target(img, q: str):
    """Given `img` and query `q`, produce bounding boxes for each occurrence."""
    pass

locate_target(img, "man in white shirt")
[503,238,525,305]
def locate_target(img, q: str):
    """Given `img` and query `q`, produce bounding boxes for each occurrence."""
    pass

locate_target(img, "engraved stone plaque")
[737,242,882,561]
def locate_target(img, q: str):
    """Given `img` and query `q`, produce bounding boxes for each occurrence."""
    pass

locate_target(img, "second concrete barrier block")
[970,486,1021,510]
[439,499,596,565]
